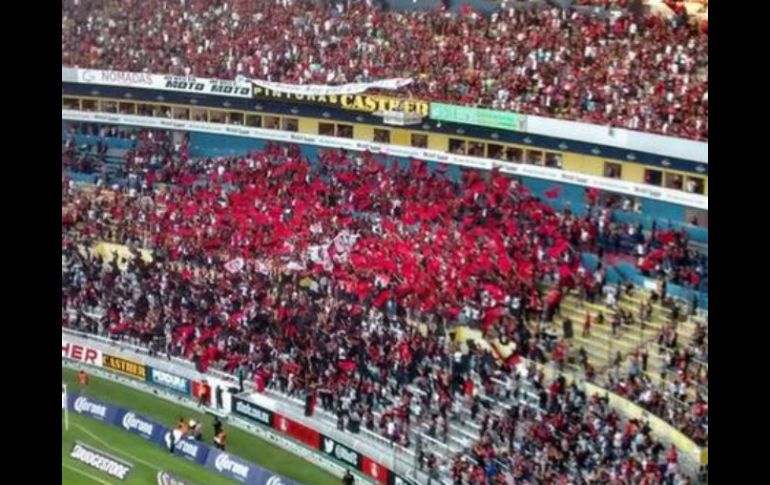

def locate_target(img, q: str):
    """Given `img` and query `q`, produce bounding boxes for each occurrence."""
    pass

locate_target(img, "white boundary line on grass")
[62,362,383,485]
[74,422,163,471]
[62,463,117,485]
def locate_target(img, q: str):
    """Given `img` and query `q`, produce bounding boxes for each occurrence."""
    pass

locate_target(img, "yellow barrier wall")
[390,129,411,147]
[297,117,317,134]
[621,162,647,184]
[562,153,604,176]
[427,133,450,152]
[354,124,375,142]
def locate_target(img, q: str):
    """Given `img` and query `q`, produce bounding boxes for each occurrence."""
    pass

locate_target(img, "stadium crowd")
[61,128,707,483]
[606,319,708,447]
[62,0,708,140]
[62,124,708,292]
[573,0,631,6]
[447,376,693,484]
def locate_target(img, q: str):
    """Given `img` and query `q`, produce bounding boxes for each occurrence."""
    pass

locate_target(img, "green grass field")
[62,369,339,485]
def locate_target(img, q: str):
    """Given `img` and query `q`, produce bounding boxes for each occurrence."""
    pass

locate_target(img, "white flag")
[254,261,271,275]
[224,257,245,274]
[286,261,306,272]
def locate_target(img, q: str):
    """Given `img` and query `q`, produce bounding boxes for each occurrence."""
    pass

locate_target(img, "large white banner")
[245,77,413,96]
[74,69,253,98]
[67,68,411,99]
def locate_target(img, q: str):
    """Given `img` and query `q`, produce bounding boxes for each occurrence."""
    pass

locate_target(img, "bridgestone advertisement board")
[69,442,133,480]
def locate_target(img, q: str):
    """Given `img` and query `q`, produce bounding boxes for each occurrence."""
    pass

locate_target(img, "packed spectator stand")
[62,0,708,482]
[61,0,708,140]
[62,121,708,484]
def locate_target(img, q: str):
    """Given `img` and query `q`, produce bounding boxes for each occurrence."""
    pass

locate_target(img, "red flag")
[399,342,412,363]
[481,306,505,332]
[350,253,368,270]
[657,231,676,245]
[482,283,505,302]
[479,252,492,271]
[492,233,512,273]
[586,187,600,204]
[382,218,397,234]
[420,296,437,313]
[518,261,534,282]
[547,239,570,259]
[468,181,487,195]
[356,280,371,300]
[373,289,392,308]
[505,353,521,368]
[544,186,562,199]
[689,272,700,286]
[505,219,518,237]
[499,249,512,274]
[558,264,574,280]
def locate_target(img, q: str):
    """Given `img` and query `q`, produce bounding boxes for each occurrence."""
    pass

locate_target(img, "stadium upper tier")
[61,0,708,141]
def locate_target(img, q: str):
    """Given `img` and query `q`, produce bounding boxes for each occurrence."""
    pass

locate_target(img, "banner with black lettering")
[318,434,361,469]
[102,354,147,380]
[75,69,252,98]
[231,396,274,428]
[249,88,429,117]
[246,78,412,97]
